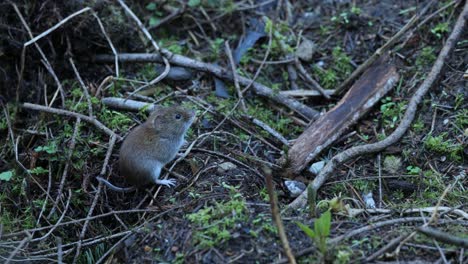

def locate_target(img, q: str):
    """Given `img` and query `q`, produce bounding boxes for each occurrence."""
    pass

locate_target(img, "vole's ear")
[148,106,165,131]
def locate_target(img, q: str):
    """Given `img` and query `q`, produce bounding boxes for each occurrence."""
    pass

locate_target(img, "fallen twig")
[116,0,170,95]
[264,167,296,264]
[94,53,320,120]
[72,135,117,263]
[288,1,467,209]
[21,103,122,140]
[417,226,468,248]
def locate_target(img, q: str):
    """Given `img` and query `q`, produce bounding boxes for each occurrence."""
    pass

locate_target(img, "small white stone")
[296,38,316,62]
[217,162,237,173]
[443,119,449,125]
[363,192,376,209]
[309,161,326,175]
[285,180,306,197]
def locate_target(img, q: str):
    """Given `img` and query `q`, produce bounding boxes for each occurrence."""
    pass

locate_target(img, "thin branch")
[264,167,296,264]
[116,0,171,95]
[47,118,80,219]
[94,52,319,120]
[225,41,247,111]
[91,11,119,77]
[21,103,122,140]
[69,57,93,117]
[247,115,289,146]
[12,3,66,107]
[417,226,468,248]
[24,7,92,47]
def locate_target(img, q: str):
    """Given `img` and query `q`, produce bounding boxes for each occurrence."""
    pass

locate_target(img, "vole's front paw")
[156,178,177,187]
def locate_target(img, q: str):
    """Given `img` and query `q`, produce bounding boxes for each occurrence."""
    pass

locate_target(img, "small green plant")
[424,133,463,161]
[406,165,421,175]
[0,170,14,181]
[416,47,436,70]
[146,2,164,27]
[296,210,332,257]
[454,109,468,129]
[331,6,361,25]
[383,155,402,174]
[380,97,407,128]
[187,183,247,248]
[431,22,449,38]
[313,66,337,89]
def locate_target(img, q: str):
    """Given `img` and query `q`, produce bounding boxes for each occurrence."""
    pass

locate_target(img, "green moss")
[424,133,463,161]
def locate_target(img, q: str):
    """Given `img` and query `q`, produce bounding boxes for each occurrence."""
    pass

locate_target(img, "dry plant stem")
[4,232,32,264]
[225,41,247,111]
[23,7,91,46]
[91,11,119,77]
[365,234,407,262]
[56,237,63,263]
[288,1,468,209]
[3,209,160,239]
[47,118,81,219]
[32,189,72,243]
[95,232,133,264]
[12,3,65,107]
[248,115,289,146]
[279,89,335,97]
[329,217,463,245]
[34,162,53,233]
[336,0,435,94]
[264,168,296,264]
[31,230,132,257]
[294,57,330,99]
[396,170,464,253]
[417,226,468,248]
[195,27,273,147]
[116,0,170,95]
[69,56,93,117]
[72,135,116,264]
[347,206,468,219]
[94,52,319,120]
[21,103,122,140]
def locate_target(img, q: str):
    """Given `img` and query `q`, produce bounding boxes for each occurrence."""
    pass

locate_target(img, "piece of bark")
[283,57,399,175]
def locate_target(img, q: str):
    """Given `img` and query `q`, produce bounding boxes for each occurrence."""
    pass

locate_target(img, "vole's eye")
[175,113,182,120]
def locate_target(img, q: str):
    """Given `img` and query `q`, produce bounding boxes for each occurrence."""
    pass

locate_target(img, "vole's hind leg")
[155,178,177,187]
[150,163,177,187]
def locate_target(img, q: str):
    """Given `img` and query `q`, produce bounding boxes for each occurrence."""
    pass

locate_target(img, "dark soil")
[0,0,466,263]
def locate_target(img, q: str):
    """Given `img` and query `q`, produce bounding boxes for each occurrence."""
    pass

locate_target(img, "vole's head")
[147,105,195,138]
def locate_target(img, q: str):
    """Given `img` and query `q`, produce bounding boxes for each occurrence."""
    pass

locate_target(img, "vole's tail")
[96,176,136,192]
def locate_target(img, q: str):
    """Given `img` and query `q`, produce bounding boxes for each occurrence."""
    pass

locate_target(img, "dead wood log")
[283,57,399,175]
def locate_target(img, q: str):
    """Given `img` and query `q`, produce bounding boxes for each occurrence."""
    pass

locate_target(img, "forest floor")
[0,0,467,263]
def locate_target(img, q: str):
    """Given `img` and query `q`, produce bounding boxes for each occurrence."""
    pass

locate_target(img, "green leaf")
[0,170,13,181]
[149,17,160,27]
[315,210,331,237]
[296,222,316,239]
[188,0,201,7]
[146,3,157,11]
[29,167,48,175]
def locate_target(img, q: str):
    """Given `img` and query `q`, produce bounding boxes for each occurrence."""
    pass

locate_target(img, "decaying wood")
[284,57,399,175]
